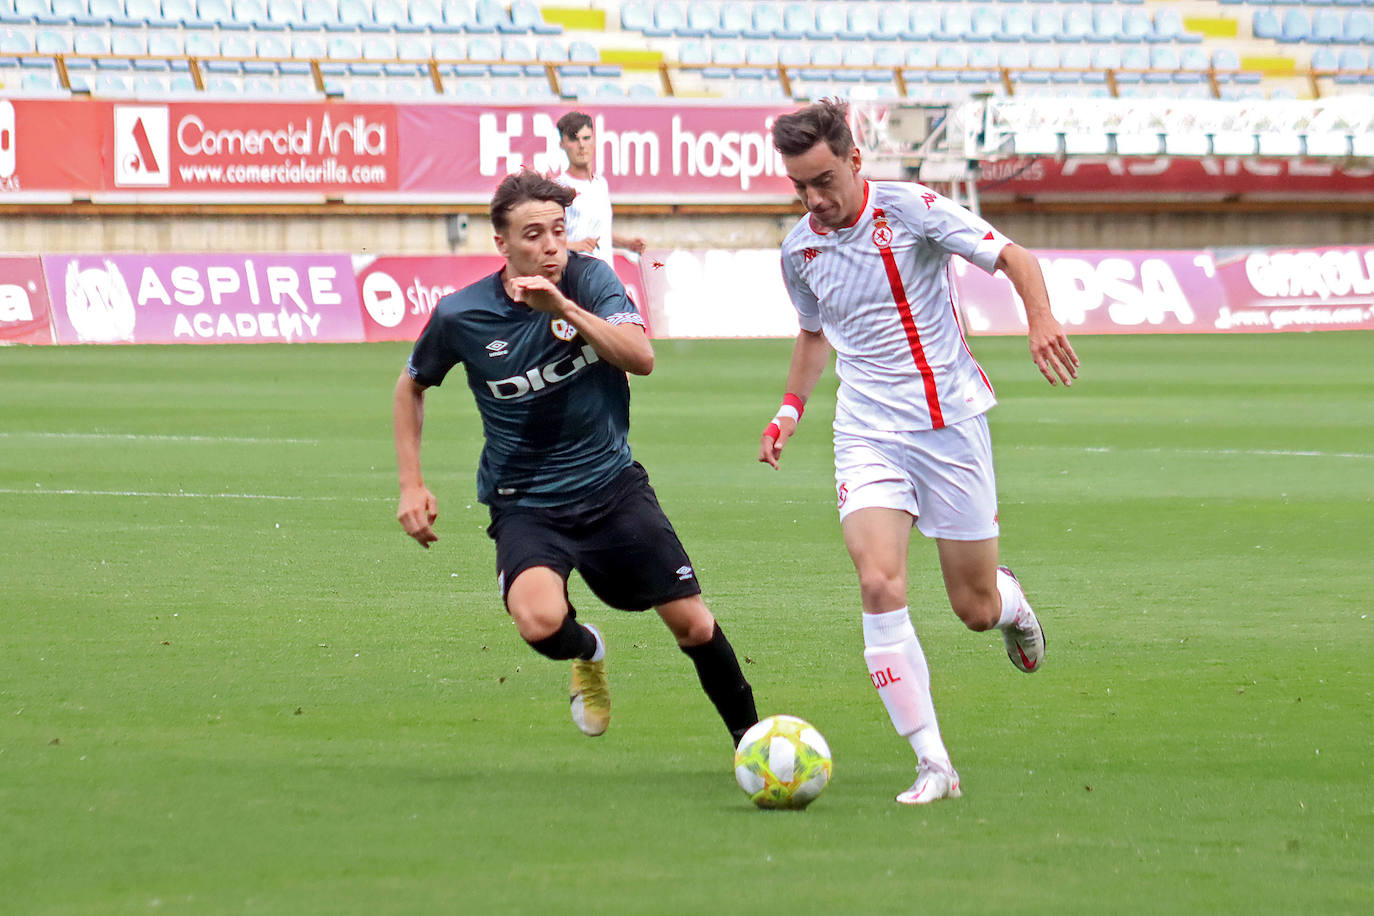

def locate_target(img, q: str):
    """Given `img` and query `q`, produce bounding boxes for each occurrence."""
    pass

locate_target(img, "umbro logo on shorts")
[676,565,693,581]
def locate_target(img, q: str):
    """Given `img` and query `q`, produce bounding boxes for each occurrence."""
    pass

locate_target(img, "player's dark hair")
[489,170,576,233]
[771,98,854,158]
[556,110,594,140]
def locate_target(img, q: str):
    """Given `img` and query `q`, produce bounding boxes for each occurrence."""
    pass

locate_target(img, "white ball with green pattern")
[733,714,832,810]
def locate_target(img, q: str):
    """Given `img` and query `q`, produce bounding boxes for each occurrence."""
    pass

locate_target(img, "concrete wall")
[1,206,1370,255]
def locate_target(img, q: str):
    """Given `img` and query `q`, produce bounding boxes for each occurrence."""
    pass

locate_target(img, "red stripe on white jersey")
[876,238,945,428]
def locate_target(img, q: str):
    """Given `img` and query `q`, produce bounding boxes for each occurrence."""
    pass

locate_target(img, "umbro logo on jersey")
[486,340,509,358]
[676,565,694,581]
[802,248,821,263]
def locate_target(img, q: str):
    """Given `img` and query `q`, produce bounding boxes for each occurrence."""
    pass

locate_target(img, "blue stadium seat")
[702,40,740,80]
[1059,45,1093,83]
[266,0,304,30]
[446,0,488,34]
[966,44,997,83]
[969,7,999,42]
[644,0,685,38]
[845,5,879,41]
[905,6,936,43]
[68,30,109,71]
[0,0,40,25]
[476,0,520,33]
[1310,10,1342,43]
[195,0,230,27]
[1279,9,1310,43]
[87,0,143,26]
[408,0,445,31]
[1343,10,1372,43]
[620,0,650,32]
[778,3,811,41]
[1146,46,1183,82]
[1000,7,1031,43]
[206,33,251,73]
[1062,8,1093,42]
[183,30,219,63]
[227,0,266,28]
[102,28,145,69]
[875,5,912,42]
[680,1,714,38]
[714,1,749,38]
[1030,8,1061,43]
[254,32,289,71]
[1117,44,1150,84]
[36,0,81,26]
[746,3,781,39]
[369,0,407,31]
[938,6,971,42]
[1119,8,1151,42]
[929,45,964,84]
[810,4,845,40]
[1151,8,1192,43]
[511,0,559,35]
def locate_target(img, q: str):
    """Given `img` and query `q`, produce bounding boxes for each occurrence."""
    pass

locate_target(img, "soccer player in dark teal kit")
[393,170,758,747]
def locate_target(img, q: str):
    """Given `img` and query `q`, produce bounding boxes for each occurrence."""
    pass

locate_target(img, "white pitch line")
[1016,445,1374,460]
[0,487,391,502]
[0,432,318,444]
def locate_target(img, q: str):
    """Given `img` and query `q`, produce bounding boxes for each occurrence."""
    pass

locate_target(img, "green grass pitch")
[2,333,1371,914]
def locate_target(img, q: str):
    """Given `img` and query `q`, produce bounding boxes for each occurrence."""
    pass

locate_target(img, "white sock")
[995,568,1024,630]
[862,608,950,768]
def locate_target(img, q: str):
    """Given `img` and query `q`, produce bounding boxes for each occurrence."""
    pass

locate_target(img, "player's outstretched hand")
[1029,320,1080,387]
[397,485,439,548]
[758,417,797,469]
[507,275,564,314]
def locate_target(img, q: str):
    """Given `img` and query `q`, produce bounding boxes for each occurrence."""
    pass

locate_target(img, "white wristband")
[774,404,801,423]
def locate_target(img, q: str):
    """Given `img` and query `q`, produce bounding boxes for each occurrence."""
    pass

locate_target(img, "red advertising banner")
[1210,245,1374,332]
[978,156,1374,199]
[355,253,650,342]
[43,254,364,344]
[0,98,103,200]
[397,102,796,202]
[104,102,398,197]
[0,256,56,345]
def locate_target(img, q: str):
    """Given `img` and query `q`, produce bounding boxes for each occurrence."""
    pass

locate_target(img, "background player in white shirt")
[554,111,647,265]
[758,99,1079,805]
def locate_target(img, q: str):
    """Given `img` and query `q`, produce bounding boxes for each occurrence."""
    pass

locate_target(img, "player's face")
[560,126,595,173]
[782,141,865,230]
[495,199,568,283]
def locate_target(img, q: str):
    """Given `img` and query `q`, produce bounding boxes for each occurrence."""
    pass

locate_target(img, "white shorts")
[834,413,1000,541]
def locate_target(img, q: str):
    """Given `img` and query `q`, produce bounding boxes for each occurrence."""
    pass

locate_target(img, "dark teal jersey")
[406,253,645,508]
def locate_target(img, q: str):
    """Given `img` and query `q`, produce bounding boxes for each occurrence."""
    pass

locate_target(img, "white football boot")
[998,566,1045,674]
[896,760,962,805]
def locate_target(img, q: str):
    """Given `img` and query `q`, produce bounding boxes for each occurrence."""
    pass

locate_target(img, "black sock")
[681,623,758,746]
[528,613,597,661]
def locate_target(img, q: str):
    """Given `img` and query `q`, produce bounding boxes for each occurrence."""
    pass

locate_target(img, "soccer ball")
[733,714,832,810]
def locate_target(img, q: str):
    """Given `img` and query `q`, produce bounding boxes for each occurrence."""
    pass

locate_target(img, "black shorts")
[486,462,702,612]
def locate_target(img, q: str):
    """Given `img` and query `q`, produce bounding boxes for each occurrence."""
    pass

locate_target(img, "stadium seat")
[1116,45,1150,84]
[681,1,714,38]
[89,0,144,27]
[843,44,881,83]
[620,0,650,32]
[1146,46,1180,84]
[1060,45,1094,84]
[476,0,520,33]
[183,31,219,64]
[408,0,445,31]
[101,30,145,69]
[810,4,845,40]
[929,46,964,84]
[714,1,749,39]
[702,39,742,80]
[446,0,486,33]
[939,6,972,42]
[195,0,231,28]
[35,0,81,26]
[745,3,781,39]
[644,0,686,37]
[266,0,304,30]
[67,31,109,71]
[1343,11,1373,44]
[511,0,559,35]
[206,33,251,73]
[777,3,811,41]
[969,7,999,43]
[875,5,912,42]
[501,36,542,77]
[226,0,266,29]
[1120,8,1152,42]
[1280,9,1310,43]
[1152,8,1198,43]
[905,6,937,43]
[846,4,879,42]
[1030,8,1062,43]
[1001,7,1032,43]
[255,32,290,72]
[1062,8,1093,43]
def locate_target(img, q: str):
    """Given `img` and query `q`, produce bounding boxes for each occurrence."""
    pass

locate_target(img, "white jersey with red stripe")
[781,180,1008,433]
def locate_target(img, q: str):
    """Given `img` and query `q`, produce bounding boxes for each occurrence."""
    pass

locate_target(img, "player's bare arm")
[509,274,655,376]
[393,372,439,548]
[613,233,647,254]
[569,237,600,253]
[996,243,1080,387]
[759,327,832,469]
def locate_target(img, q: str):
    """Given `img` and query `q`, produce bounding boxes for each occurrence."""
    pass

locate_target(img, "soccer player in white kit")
[553,111,646,265]
[759,99,1079,805]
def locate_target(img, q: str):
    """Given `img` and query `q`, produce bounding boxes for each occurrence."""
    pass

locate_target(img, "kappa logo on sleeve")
[802,248,821,263]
